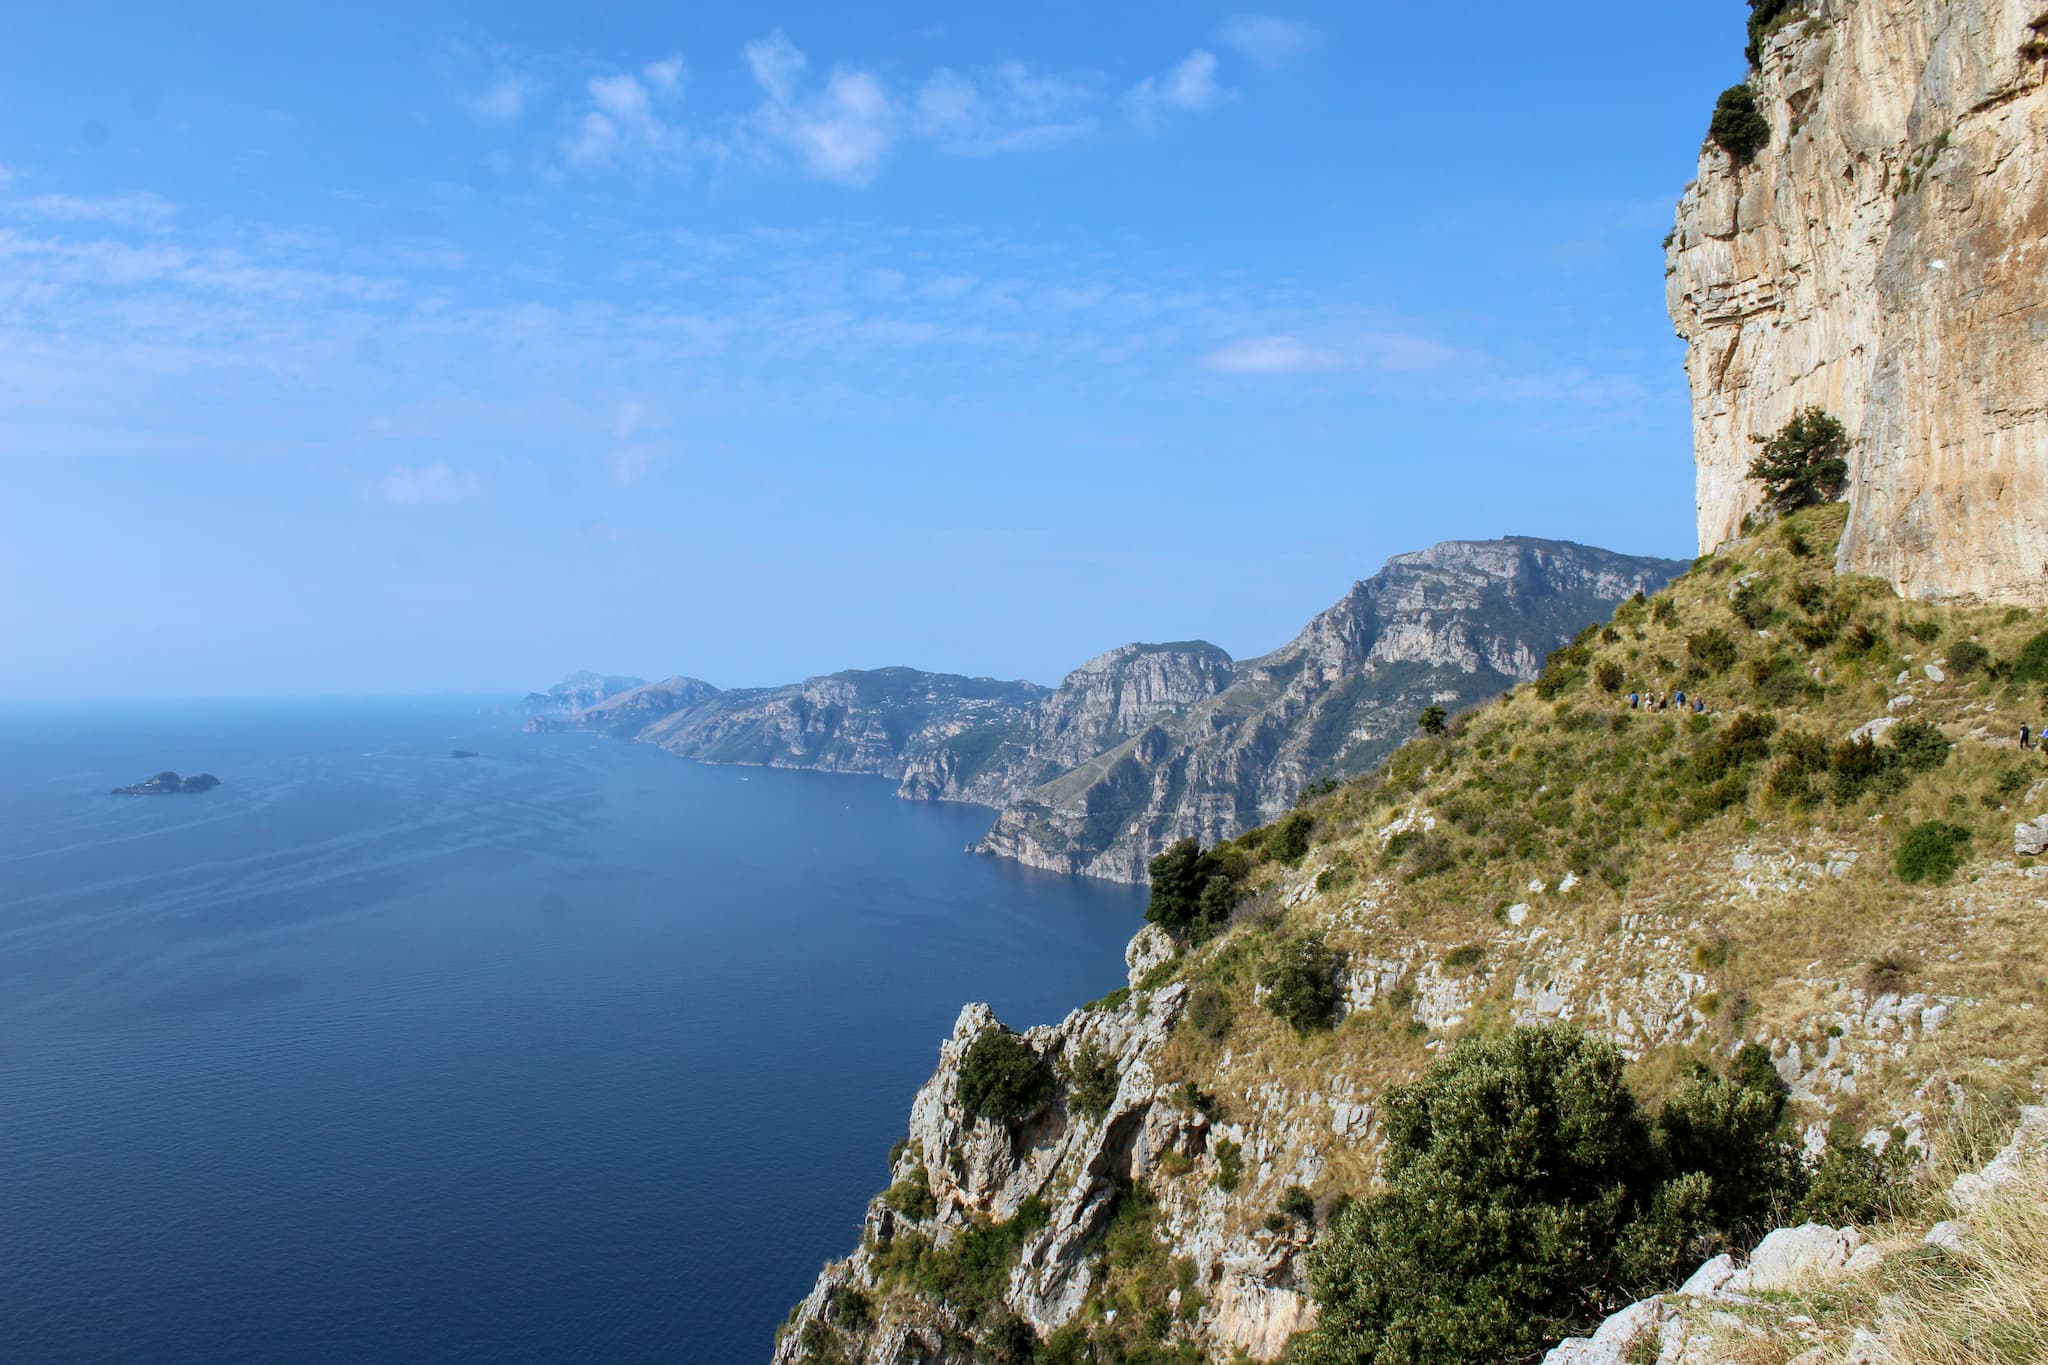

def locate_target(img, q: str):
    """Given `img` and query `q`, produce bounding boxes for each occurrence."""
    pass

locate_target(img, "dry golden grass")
[1877,1158,2048,1363]
[1138,502,2048,1222]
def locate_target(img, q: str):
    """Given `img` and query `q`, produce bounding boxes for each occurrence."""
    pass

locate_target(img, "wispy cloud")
[20,192,177,232]
[380,463,482,505]
[470,76,532,122]
[740,30,896,186]
[564,56,689,168]
[1125,51,1226,129]
[1201,335,1339,374]
[1218,16,1316,71]
[913,62,1095,155]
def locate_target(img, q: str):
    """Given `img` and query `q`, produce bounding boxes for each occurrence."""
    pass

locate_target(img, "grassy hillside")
[1054,505,2046,1360]
[778,505,2048,1365]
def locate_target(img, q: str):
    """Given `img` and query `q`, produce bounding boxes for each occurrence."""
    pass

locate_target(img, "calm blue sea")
[0,700,1144,1363]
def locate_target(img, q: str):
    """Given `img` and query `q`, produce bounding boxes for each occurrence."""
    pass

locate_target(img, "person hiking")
[2022,723,2033,751]
[1629,691,1640,710]
[1675,689,1686,708]
[1693,695,1706,714]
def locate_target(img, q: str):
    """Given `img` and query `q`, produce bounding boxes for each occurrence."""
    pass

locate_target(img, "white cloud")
[913,62,1095,155]
[642,56,687,96]
[564,57,688,168]
[471,77,530,121]
[1201,335,1341,374]
[21,192,177,232]
[1218,16,1316,71]
[380,463,482,505]
[1125,51,1225,129]
[742,31,897,187]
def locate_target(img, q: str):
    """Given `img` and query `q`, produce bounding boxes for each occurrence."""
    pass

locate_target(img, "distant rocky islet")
[111,771,220,795]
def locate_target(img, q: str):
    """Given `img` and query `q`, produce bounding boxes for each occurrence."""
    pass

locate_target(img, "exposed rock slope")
[1668,0,2048,601]
[518,670,647,715]
[774,510,2048,1364]
[976,539,1683,882]
[633,668,1049,780]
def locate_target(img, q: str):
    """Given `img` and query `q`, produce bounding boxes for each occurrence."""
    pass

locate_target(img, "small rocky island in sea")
[450,750,481,759]
[111,771,221,795]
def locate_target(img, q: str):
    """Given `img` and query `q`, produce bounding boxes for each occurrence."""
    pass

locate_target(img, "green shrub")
[1291,1027,1797,1365]
[1064,1043,1120,1119]
[1797,1138,1907,1224]
[2011,630,2048,684]
[1890,718,1951,772]
[1418,704,1449,736]
[1692,711,1775,783]
[1902,617,1942,645]
[1266,810,1315,866]
[957,1028,1056,1124]
[1947,640,1988,676]
[1260,932,1339,1033]
[1688,628,1739,676]
[1652,1047,1799,1231]
[1710,84,1772,161]
[1829,734,1898,803]
[1279,1185,1317,1221]
[1748,408,1849,516]
[884,1164,938,1220]
[1894,821,1970,884]
[1747,0,1803,64]
[1442,943,1487,971]
[1652,596,1681,629]
[1145,838,1242,941]
[1595,659,1626,693]
[1213,1137,1244,1192]
[1731,583,1775,629]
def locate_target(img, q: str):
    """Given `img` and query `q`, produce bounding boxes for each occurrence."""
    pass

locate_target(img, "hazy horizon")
[0,2,1750,699]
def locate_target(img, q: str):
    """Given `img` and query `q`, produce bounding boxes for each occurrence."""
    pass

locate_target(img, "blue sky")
[0,3,1749,698]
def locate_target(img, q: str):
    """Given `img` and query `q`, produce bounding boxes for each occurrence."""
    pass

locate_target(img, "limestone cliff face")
[636,668,1048,780]
[542,675,719,736]
[899,643,1238,806]
[975,540,1684,884]
[1668,0,2048,601]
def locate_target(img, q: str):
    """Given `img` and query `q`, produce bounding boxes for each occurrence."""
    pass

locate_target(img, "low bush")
[1895,821,1971,884]
[1595,659,1626,693]
[1260,932,1339,1033]
[1064,1043,1120,1119]
[1187,984,1233,1042]
[1948,640,1989,676]
[1797,1137,1907,1224]
[2011,630,2048,684]
[884,1164,937,1220]
[1213,1137,1244,1192]
[957,1028,1056,1124]
[1292,1028,1798,1365]
[1890,718,1951,772]
[1688,629,1739,676]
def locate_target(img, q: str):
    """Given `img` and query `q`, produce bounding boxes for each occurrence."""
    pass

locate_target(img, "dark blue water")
[0,700,1144,1363]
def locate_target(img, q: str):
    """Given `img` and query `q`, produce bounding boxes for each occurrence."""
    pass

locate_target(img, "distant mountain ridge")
[526,537,1684,882]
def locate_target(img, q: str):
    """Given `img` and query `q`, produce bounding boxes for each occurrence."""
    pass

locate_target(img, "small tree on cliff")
[1417,704,1448,737]
[1748,407,1849,517]
[1709,84,1771,163]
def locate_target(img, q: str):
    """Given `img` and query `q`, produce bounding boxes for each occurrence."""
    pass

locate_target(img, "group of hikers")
[1626,687,1707,714]
[2018,724,2048,757]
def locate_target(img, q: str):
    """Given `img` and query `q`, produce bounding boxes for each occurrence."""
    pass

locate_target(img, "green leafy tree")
[957,1028,1055,1124]
[1418,704,1449,737]
[1710,84,1772,162]
[1748,408,1849,516]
